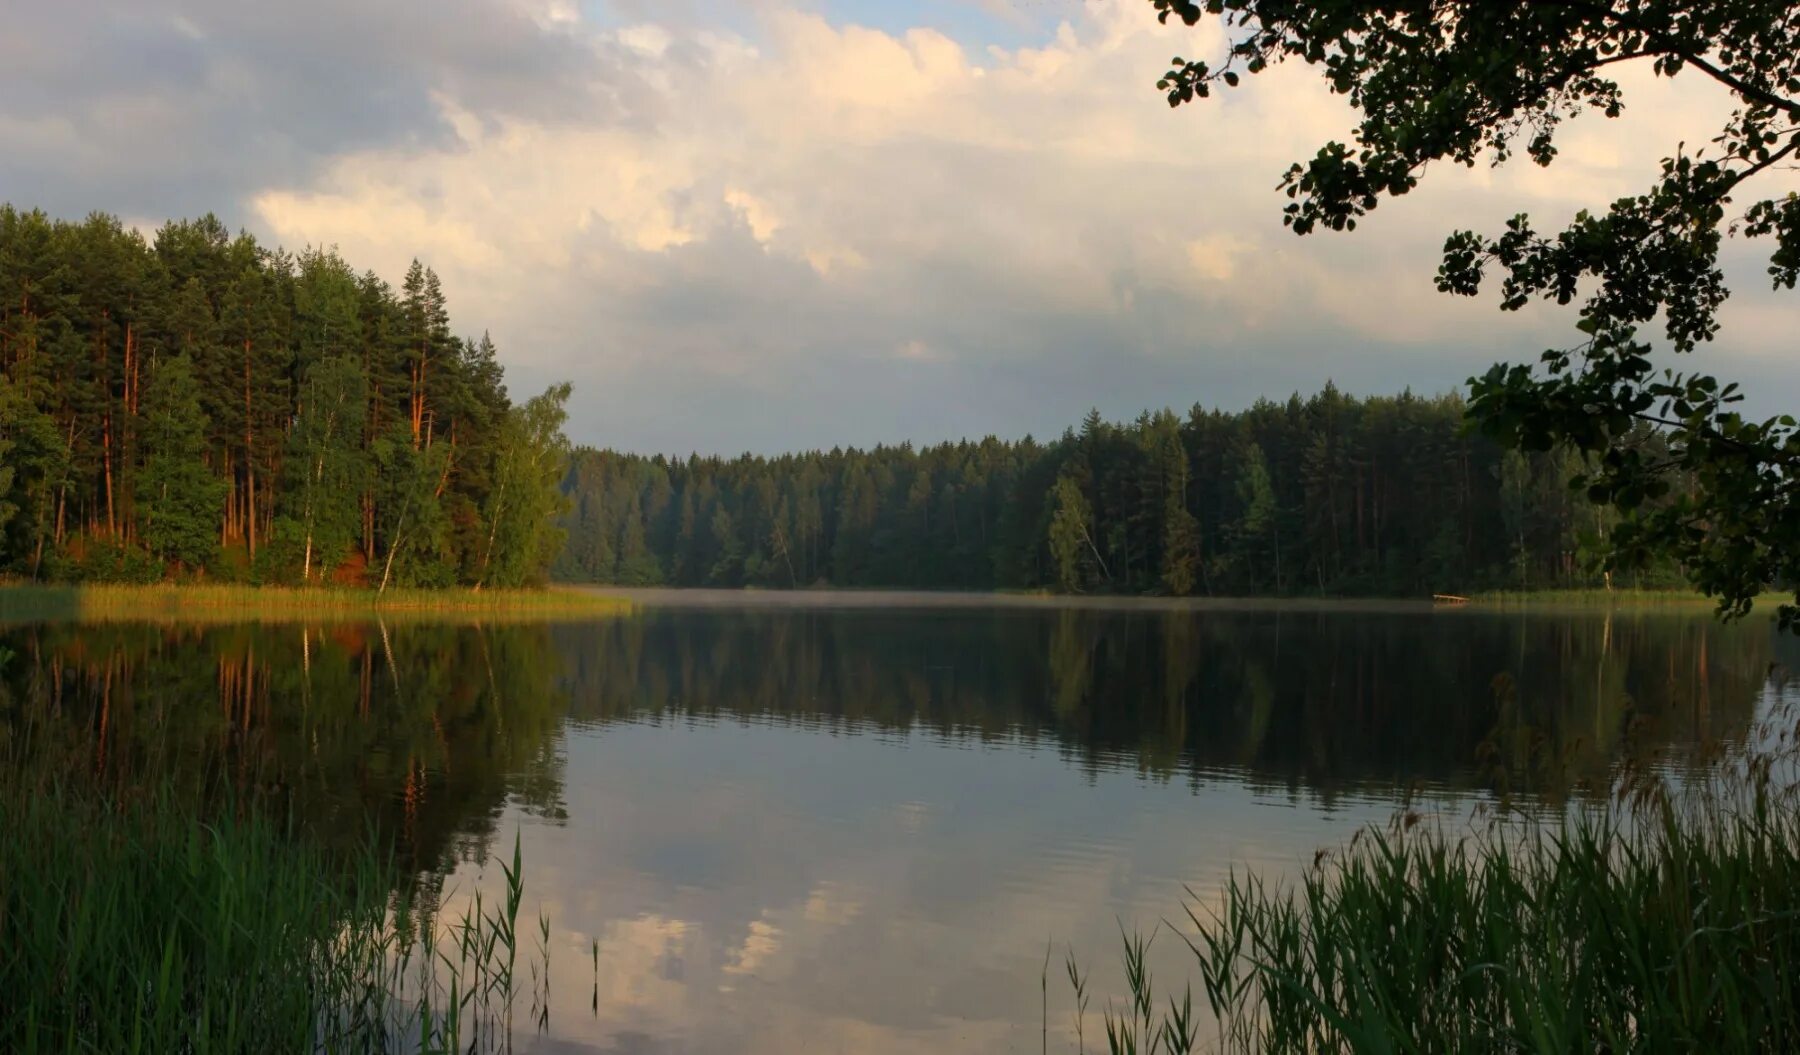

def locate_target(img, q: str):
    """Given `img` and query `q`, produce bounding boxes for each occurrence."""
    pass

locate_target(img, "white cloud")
[1185,234,1250,284]
[233,0,1797,452]
[616,22,673,57]
[724,188,774,235]
[722,916,782,978]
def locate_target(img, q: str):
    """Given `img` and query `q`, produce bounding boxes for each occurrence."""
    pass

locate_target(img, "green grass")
[0,582,633,624]
[0,778,549,1054]
[1467,587,1793,611]
[1066,741,1800,1052]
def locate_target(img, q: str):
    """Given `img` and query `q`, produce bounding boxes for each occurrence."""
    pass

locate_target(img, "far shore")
[571,585,1782,615]
[576,585,1438,614]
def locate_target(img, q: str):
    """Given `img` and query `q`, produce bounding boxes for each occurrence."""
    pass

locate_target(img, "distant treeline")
[556,389,1687,596]
[0,206,570,588]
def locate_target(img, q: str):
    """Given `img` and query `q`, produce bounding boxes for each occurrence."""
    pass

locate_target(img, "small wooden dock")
[1432,594,1470,605]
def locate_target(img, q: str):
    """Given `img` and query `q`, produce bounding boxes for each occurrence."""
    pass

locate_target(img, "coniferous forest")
[0,206,571,588]
[0,206,1691,599]
[555,395,1688,596]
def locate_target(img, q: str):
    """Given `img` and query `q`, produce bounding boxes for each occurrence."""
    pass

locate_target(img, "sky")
[3,0,1794,454]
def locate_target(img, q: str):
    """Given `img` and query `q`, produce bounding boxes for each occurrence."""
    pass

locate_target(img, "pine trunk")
[244,338,256,561]
[102,411,115,537]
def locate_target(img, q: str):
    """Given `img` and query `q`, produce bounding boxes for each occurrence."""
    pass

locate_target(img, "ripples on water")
[2,598,1794,1053]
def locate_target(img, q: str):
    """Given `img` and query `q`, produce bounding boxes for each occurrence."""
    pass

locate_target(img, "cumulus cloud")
[5,1,1793,451]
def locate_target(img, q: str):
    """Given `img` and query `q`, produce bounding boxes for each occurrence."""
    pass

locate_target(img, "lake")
[3,592,1795,1053]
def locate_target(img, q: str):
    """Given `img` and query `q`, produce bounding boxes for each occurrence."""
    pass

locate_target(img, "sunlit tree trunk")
[102,410,115,537]
[243,338,256,562]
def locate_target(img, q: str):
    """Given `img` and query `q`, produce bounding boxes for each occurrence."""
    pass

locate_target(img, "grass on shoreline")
[0,582,633,624]
[1466,587,1793,612]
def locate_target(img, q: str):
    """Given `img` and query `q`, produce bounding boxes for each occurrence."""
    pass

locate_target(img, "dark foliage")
[0,205,570,588]
[556,388,1687,596]
[1147,0,1800,623]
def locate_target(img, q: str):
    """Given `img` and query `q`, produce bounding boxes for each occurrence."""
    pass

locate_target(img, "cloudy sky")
[5,0,1793,453]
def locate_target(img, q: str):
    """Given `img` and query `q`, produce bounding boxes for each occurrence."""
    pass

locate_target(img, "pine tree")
[1,204,571,587]
[371,421,450,592]
[615,488,662,585]
[0,373,67,575]
[1228,441,1276,591]
[219,262,289,562]
[138,353,227,572]
[832,461,877,584]
[0,384,18,540]
[1158,417,1202,598]
[399,261,452,449]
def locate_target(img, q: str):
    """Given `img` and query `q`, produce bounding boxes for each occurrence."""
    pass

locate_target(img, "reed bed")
[1067,736,1800,1053]
[0,780,548,1054]
[0,583,632,625]
[1468,587,1791,610]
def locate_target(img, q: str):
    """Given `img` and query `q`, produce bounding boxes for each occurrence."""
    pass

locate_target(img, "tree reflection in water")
[3,605,1779,873]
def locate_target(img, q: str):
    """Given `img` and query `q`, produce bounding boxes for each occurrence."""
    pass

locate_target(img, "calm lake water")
[4,593,1797,1053]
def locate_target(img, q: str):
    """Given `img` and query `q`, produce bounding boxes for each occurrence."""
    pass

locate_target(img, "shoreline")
[2,582,1784,623]
[0,583,635,624]
[571,584,1788,615]
[1467,588,1789,610]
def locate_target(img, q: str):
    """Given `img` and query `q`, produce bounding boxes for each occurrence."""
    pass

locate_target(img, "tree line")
[0,206,570,588]
[556,389,1688,596]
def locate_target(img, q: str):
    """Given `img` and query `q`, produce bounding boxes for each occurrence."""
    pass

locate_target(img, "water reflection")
[1,605,1792,1053]
[1,608,1787,861]
[0,620,569,871]
[554,608,1779,797]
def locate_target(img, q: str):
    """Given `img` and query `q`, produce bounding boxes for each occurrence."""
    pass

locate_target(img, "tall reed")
[0,779,544,1054]
[1074,726,1800,1052]
[1469,587,1790,610]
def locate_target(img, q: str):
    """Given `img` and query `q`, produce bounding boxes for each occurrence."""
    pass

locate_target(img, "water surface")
[4,595,1794,1052]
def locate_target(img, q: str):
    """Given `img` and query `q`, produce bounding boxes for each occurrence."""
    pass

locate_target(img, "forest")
[0,205,1692,600]
[0,206,570,589]
[555,393,1687,596]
